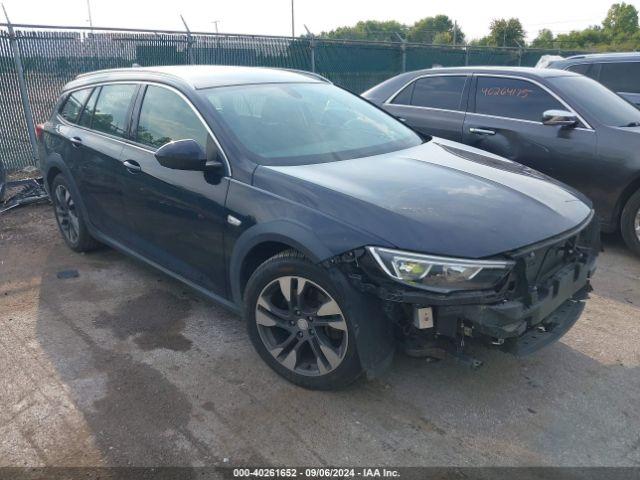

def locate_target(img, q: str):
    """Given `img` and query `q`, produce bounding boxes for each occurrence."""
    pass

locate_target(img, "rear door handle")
[469,127,496,136]
[123,160,142,173]
[70,136,83,147]
[397,117,407,122]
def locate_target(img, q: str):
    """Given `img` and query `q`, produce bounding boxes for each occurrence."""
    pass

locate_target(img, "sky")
[1,0,639,42]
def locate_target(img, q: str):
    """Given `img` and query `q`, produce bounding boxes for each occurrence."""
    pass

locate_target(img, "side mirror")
[155,139,207,171]
[542,110,578,128]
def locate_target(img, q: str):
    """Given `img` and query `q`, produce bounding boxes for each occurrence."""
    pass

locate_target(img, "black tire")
[621,189,640,257]
[51,174,101,253]
[244,250,364,390]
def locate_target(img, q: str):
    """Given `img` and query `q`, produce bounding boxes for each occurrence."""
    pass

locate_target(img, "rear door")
[381,74,469,141]
[462,75,598,195]
[73,83,138,241]
[119,84,230,297]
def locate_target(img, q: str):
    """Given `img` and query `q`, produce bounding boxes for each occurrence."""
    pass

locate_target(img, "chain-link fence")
[0,24,588,172]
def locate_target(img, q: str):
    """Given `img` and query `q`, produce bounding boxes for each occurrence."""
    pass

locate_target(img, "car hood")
[253,138,592,258]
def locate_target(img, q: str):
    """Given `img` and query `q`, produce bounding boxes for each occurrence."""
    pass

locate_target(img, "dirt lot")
[0,203,639,467]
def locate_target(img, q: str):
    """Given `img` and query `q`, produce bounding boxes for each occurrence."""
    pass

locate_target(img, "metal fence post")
[180,14,194,64]
[400,40,406,73]
[310,36,316,72]
[2,5,38,165]
[465,44,469,66]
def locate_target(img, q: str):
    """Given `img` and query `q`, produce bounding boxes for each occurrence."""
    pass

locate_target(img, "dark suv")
[364,66,640,256]
[545,52,640,106]
[39,66,598,389]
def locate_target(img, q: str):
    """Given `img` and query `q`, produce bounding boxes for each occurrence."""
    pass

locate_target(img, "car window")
[390,82,414,105]
[475,77,564,122]
[136,86,209,150]
[78,87,99,128]
[549,75,640,127]
[60,88,92,123]
[599,62,640,94]
[92,84,137,138]
[404,76,466,110]
[201,82,423,166]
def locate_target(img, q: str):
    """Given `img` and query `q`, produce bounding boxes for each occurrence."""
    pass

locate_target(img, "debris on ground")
[0,162,49,214]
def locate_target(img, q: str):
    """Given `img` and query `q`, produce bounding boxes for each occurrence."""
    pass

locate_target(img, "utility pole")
[453,20,458,46]
[291,0,295,38]
[86,0,93,30]
[211,20,220,34]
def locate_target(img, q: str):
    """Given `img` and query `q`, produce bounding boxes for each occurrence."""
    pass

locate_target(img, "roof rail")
[75,67,142,79]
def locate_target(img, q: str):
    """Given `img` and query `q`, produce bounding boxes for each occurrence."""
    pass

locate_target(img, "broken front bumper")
[343,213,600,357]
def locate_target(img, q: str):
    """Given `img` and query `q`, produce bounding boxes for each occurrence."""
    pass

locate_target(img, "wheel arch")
[43,156,92,229]
[229,220,336,305]
[615,172,640,231]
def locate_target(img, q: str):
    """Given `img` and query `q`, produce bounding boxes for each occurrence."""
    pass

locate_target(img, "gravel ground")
[0,203,639,467]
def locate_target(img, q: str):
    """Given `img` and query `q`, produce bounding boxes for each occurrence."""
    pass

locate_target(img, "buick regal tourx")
[38,66,599,389]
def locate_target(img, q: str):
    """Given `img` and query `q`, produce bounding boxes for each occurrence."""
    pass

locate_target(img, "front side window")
[201,83,423,166]
[567,63,600,81]
[599,62,640,94]
[60,88,92,123]
[549,75,640,127]
[92,84,137,138]
[136,85,209,149]
[475,77,564,122]
[408,76,466,110]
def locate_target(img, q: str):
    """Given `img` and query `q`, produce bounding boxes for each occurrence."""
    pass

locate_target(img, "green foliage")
[319,15,465,45]
[529,3,640,51]
[480,18,526,47]
[406,15,465,44]
[319,20,408,42]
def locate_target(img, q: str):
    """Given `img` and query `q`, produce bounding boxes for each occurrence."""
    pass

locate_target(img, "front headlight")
[367,246,514,293]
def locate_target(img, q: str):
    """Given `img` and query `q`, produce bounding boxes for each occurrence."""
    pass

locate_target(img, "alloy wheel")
[54,184,80,245]
[255,276,348,376]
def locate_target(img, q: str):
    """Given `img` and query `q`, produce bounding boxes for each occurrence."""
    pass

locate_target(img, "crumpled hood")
[253,138,592,258]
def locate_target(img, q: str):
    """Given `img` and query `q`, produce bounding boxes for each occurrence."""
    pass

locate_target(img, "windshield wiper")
[621,121,640,127]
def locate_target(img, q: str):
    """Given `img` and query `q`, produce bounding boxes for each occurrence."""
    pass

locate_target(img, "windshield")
[548,75,640,127]
[200,82,423,166]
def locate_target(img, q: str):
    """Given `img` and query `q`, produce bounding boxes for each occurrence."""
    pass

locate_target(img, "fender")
[229,218,335,306]
[43,154,91,221]
[228,218,395,378]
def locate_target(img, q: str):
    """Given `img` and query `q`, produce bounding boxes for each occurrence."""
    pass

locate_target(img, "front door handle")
[123,160,142,173]
[397,117,407,122]
[70,136,83,148]
[469,127,496,136]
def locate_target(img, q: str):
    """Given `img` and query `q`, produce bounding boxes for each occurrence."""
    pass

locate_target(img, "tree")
[531,29,555,48]
[484,18,525,47]
[407,15,465,44]
[554,26,606,49]
[603,2,639,38]
[319,20,408,41]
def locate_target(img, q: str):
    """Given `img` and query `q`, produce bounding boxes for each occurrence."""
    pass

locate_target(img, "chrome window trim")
[59,80,232,176]
[473,73,593,130]
[383,73,470,111]
[384,104,465,115]
[464,111,594,132]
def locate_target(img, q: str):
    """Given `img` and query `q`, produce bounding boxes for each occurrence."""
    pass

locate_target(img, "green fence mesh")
[0,26,588,172]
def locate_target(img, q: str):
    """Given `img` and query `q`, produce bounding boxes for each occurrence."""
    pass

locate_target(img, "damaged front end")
[330,212,600,367]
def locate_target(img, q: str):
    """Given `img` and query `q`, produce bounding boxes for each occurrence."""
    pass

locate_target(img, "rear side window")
[599,62,640,94]
[391,83,414,105]
[475,77,564,122]
[394,76,466,111]
[92,84,137,138]
[78,87,99,128]
[136,85,209,149]
[60,88,91,123]
[567,63,600,81]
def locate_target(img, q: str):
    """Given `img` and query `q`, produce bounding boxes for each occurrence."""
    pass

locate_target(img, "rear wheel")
[621,189,640,257]
[51,174,100,252]
[244,250,363,390]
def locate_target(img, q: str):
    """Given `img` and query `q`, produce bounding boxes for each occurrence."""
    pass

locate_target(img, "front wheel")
[621,189,640,257]
[244,250,364,390]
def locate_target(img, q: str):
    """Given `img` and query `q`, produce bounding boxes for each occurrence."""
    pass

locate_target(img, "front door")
[462,75,598,203]
[119,84,230,297]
